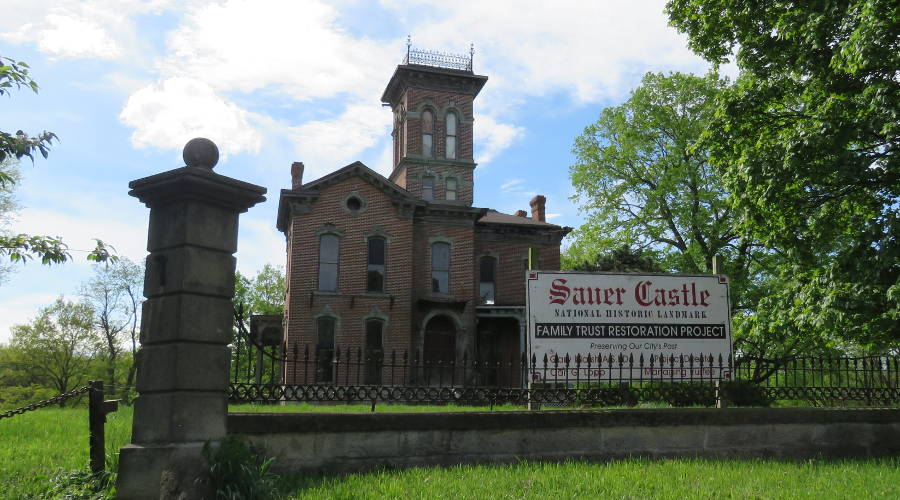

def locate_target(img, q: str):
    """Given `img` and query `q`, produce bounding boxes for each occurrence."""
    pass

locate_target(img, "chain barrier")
[0,385,92,420]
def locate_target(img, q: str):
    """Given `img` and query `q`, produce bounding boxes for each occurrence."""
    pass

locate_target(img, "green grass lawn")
[1,405,898,499]
[0,406,132,499]
[281,458,900,499]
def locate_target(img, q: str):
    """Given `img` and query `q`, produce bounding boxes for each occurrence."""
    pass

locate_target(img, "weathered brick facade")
[277,59,570,384]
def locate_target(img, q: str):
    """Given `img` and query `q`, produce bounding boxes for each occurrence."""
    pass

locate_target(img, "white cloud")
[397,0,706,104]
[474,114,524,165]
[162,0,394,101]
[545,213,561,221]
[7,14,121,59]
[0,1,172,60]
[0,293,62,344]
[289,102,392,179]
[119,77,262,156]
[235,216,285,276]
[500,179,525,192]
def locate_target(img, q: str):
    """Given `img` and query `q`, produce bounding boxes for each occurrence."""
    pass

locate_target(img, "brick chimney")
[291,162,304,189]
[514,210,527,217]
[529,195,546,222]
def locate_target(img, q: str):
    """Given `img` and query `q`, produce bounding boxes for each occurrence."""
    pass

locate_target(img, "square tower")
[381,46,488,207]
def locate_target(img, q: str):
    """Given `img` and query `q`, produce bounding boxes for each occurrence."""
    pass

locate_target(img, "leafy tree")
[568,72,767,315]
[80,258,143,397]
[0,161,20,284]
[9,298,102,401]
[563,245,662,273]
[235,264,285,317]
[666,0,900,350]
[0,55,113,267]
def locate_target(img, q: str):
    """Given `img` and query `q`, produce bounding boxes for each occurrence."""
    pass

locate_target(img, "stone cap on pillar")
[129,138,267,212]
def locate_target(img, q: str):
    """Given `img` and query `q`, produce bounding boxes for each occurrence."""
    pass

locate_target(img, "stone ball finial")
[183,138,219,169]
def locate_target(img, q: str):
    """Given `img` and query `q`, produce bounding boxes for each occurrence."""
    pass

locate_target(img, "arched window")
[431,242,450,293]
[364,318,384,384]
[445,177,458,201]
[422,175,434,201]
[479,255,497,304]
[421,109,434,157]
[318,234,339,291]
[445,111,457,159]
[367,237,386,292]
[316,316,335,383]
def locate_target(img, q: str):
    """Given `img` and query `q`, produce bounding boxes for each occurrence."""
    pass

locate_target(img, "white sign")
[526,271,732,382]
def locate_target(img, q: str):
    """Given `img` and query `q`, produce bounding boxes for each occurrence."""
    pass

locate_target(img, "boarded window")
[365,319,384,384]
[316,317,335,383]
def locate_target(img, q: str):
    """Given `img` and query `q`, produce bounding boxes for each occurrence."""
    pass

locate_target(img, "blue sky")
[0,0,723,342]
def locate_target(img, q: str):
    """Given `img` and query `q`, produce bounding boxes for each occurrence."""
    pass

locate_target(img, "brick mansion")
[275,48,571,383]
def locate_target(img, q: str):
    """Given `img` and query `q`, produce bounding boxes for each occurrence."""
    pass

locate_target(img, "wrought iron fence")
[228,319,899,408]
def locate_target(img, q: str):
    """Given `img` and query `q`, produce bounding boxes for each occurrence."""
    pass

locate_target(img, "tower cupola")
[381,42,487,206]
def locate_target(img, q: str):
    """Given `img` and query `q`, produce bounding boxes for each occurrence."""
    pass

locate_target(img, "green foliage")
[0,57,117,269]
[567,71,791,357]
[0,384,57,410]
[280,458,900,499]
[203,435,277,500]
[80,258,144,398]
[563,245,662,273]
[44,469,116,500]
[666,0,900,351]
[0,406,131,498]
[9,298,102,397]
[0,56,57,171]
[235,264,286,316]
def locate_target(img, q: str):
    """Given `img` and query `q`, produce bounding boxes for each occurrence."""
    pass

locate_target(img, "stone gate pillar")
[117,138,266,499]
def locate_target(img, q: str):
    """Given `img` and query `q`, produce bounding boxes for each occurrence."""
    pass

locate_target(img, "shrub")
[203,435,276,500]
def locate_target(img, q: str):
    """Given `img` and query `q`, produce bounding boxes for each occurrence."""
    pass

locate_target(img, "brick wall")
[474,232,562,306]
[285,176,414,383]
[404,87,474,161]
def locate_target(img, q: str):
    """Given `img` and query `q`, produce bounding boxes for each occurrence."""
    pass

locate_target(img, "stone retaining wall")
[229,408,900,473]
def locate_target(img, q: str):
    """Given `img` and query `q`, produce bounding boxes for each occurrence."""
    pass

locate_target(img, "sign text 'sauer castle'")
[527,272,732,381]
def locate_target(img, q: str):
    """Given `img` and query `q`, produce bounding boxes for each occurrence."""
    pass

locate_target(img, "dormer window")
[422,109,434,157]
[446,177,458,201]
[445,111,457,159]
[422,175,434,201]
